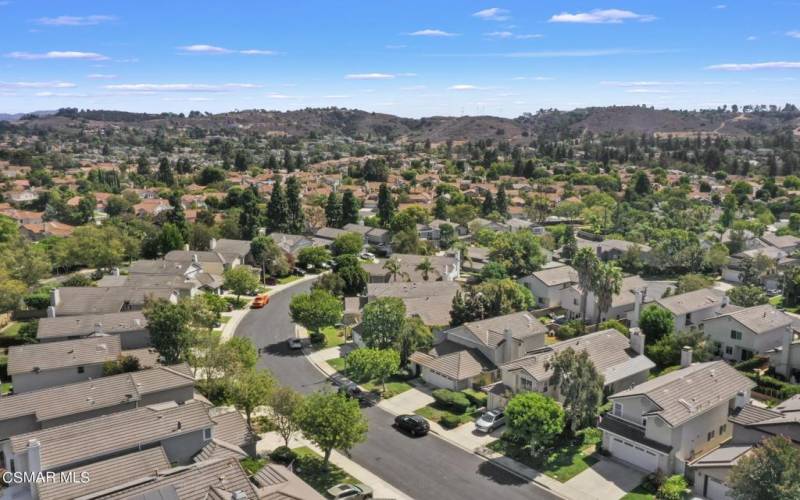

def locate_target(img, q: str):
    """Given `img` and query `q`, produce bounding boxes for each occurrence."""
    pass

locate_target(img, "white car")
[359,251,375,261]
[475,409,505,433]
[287,338,303,350]
[327,483,373,499]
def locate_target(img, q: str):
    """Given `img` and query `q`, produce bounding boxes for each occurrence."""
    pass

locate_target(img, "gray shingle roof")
[209,408,253,450]
[10,400,213,471]
[37,447,170,500]
[8,336,121,375]
[598,414,672,454]
[54,287,175,316]
[213,239,252,258]
[655,287,728,315]
[710,303,794,334]
[691,445,752,467]
[37,311,147,341]
[409,348,494,381]
[192,439,247,463]
[529,265,578,287]
[252,463,326,500]
[611,361,755,427]
[447,311,547,348]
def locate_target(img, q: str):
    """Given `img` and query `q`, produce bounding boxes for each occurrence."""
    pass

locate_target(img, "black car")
[394,414,429,436]
[338,383,371,405]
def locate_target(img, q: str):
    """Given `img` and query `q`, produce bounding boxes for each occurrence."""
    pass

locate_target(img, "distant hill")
[0,110,56,122]
[5,106,799,141]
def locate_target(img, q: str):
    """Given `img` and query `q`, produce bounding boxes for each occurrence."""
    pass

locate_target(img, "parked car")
[293,267,307,276]
[287,338,303,350]
[475,409,505,433]
[394,414,429,436]
[327,483,373,499]
[339,382,370,405]
[250,294,270,309]
[766,288,781,297]
[359,251,375,261]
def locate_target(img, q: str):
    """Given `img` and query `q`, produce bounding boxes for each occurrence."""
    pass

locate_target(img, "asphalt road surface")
[234,279,561,500]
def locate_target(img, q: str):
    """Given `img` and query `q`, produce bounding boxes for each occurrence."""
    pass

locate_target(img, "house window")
[707,430,715,441]
[612,402,623,417]
[573,298,579,306]
[725,346,734,355]
[203,428,212,441]
[731,330,743,341]
[77,366,85,374]
[520,377,533,391]
[719,424,728,435]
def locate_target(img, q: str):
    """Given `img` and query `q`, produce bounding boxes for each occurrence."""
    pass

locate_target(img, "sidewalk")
[257,432,412,500]
[219,273,320,342]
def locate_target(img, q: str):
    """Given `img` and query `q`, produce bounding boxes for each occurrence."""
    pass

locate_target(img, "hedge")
[440,414,462,429]
[269,446,297,465]
[745,372,800,400]
[432,389,471,413]
[462,388,488,408]
[735,356,768,372]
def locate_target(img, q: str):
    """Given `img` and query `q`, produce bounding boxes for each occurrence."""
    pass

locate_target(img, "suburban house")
[209,237,254,264]
[487,328,654,409]
[576,238,652,262]
[760,231,800,253]
[47,286,178,318]
[343,223,391,248]
[704,303,799,363]
[598,359,754,475]
[519,264,579,308]
[7,337,122,393]
[722,246,797,288]
[409,311,547,390]
[562,275,663,324]
[463,246,491,273]
[269,231,331,258]
[164,249,241,276]
[364,280,461,328]
[363,252,461,283]
[0,364,194,440]
[689,395,800,500]
[654,287,732,332]
[35,310,149,349]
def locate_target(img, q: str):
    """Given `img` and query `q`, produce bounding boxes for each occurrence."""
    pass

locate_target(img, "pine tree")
[267,177,289,232]
[283,149,293,172]
[136,154,150,176]
[495,185,508,216]
[239,187,263,240]
[325,192,343,228]
[341,190,360,225]
[158,157,175,186]
[267,154,279,171]
[286,176,305,233]
[377,184,395,227]
[482,192,495,216]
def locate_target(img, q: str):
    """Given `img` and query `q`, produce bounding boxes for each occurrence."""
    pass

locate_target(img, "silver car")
[475,409,505,433]
[327,483,374,499]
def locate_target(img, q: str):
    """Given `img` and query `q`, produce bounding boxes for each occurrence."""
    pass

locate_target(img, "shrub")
[309,331,325,344]
[432,389,471,413]
[63,274,94,287]
[269,446,297,465]
[555,319,585,340]
[657,475,688,500]
[440,414,462,429]
[598,319,629,336]
[735,356,768,372]
[196,379,231,405]
[462,388,488,408]
[23,292,51,310]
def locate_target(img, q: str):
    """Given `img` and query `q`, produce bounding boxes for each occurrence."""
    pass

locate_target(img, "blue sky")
[1,1,800,117]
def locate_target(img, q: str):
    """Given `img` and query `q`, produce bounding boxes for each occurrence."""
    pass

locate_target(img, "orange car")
[251,294,270,309]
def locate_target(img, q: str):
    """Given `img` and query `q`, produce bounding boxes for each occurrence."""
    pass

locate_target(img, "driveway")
[565,458,646,500]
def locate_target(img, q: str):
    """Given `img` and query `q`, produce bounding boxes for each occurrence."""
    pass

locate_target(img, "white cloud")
[486,31,543,39]
[6,51,108,60]
[87,73,117,80]
[787,31,800,39]
[0,80,76,89]
[104,83,262,92]
[322,95,351,99]
[549,9,656,24]
[408,29,458,37]
[239,49,277,55]
[746,36,758,41]
[714,4,727,9]
[706,61,800,71]
[625,88,673,94]
[34,15,117,26]
[179,44,231,54]
[162,96,213,102]
[266,93,296,99]
[34,92,88,97]
[473,8,510,21]
[449,84,480,91]
[345,73,395,80]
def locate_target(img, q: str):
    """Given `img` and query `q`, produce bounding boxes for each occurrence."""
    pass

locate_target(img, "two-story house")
[704,303,799,363]
[599,359,754,475]
[518,264,578,308]
[36,311,150,349]
[409,312,548,390]
[487,328,654,409]
[654,287,732,332]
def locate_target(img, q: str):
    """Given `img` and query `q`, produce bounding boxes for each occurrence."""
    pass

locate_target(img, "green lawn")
[488,430,601,482]
[1,322,22,337]
[327,357,346,372]
[362,377,414,399]
[621,482,657,500]
[1,382,11,395]
[770,295,800,313]
[291,446,363,495]
[415,403,480,428]
[278,275,302,285]
[219,315,231,324]
[321,326,346,347]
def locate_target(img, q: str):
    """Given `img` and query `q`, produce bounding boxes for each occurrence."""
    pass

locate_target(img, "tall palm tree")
[382,257,409,282]
[573,247,599,321]
[593,262,623,325]
[415,257,438,281]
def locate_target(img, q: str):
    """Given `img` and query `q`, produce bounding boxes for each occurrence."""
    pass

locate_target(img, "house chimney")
[50,288,60,307]
[734,390,749,410]
[503,328,515,363]
[629,327,645,355]
[183,244,190,251]
[209,238,217,250]
[26,439,42,496]
[112,267,120,277]
[680,346,693,368]
[46,305,56,318]
[632,289,643,328]
[192,253,199,263]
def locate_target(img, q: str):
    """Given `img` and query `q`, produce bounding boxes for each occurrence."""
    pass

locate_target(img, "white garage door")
[610,436,660,472]
[704,476,730,500]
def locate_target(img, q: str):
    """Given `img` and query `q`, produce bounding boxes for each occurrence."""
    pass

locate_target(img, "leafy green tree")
[727,285,768,307]
[285,176,306,233]
[550,348,604,432]
[361,297,406,349]
[345,348,400,392]
[784,267,800,307]
[392,228,423,254]
[675,274,713,295]
[269,385,304,447]
[480,261,509,281]
[382,257,409,282]
[489,230,546,277]
[341,190,360,225]
[561,225,578,262]
[646,328,712,370]
[377,184,395,226]
[439,223,456,249]
[505,392,565,454]
[593,262,623,324]
[289,289,343,334]
[330,232,363,256]
[729,436,800,500]
[250,235,290,281]
[450,279,535,325]
[397,316,433,367]
[415,257,438,281]
[657,475,688,500]
[325,192,343,228]
[333,255,368,296]
[639,304,674,342]
[158,157,175,186]
[495,185,508,216]
[267,177,289,232]
[223,267,259,302]
[295,391,368,466]
[481,192,495,216]
[230,368,275,430]
[298,246,331,271]
[144,299,194,364]
[159,223,185,255]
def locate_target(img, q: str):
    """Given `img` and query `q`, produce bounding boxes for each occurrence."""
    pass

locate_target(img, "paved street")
[234,280,561,500]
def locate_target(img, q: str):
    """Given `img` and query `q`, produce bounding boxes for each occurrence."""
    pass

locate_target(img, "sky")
[1,1,800,117]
